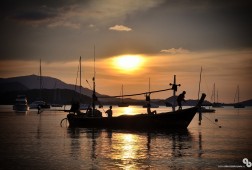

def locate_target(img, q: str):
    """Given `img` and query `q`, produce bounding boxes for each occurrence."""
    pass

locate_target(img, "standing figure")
[177,91,186,110]
[105,105,113,118]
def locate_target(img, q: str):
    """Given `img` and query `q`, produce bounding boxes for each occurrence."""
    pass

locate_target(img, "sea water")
[0,105,251,169]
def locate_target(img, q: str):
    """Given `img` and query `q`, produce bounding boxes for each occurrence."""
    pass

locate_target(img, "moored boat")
[198,106,215,113]
[13,95,29,112]
[233,85,245,108]
[67,94,206,130]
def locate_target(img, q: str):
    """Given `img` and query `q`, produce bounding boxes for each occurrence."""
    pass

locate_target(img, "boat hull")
[67,107,198,130]
[13,105,29,112]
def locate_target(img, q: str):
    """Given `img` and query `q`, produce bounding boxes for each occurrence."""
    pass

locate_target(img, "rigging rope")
[98,88,173,98]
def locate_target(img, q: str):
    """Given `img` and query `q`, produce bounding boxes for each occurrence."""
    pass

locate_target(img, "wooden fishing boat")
[67,94,206,130]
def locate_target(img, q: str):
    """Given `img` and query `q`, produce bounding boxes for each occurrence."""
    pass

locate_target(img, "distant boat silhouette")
[51,81,63,107]
[13,95,29,112]
[118,84,129,107]
[30,59,50,109]
[234,85,245,108]
[211,83,223,108]
[143,103,159,108]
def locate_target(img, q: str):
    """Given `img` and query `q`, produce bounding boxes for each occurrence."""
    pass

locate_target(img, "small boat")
[233,85,245,108]
[143,103,159,108]
[198,106,215,113]
[30,59,51,109]
[29,101,50,109]
[118,84,129,107]
[211,83,223,108]
[13,95,29,112]
[67,94,206,130]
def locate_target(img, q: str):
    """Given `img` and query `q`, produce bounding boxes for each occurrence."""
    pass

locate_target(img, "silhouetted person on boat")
[147,103,157,115]
[105,105,113,118]
[177,91,186,110]
[70,101,81,115]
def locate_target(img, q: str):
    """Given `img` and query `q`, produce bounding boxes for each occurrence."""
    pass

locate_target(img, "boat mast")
[121,84,124,103]
[39,59,42,100]
[79,56,82,101]
[198,67,202,100]
[234,85,239,103]
[214,83,216,103]
[217,90,219,103]
[170,75,180,112]
[237,85,240,103]
[92,45,96,116]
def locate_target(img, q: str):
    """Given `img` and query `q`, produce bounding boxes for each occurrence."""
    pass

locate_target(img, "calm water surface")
[0,105,252,169]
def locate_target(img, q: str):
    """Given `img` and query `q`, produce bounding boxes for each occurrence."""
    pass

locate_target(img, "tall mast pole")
[79,56,81,101]
[92,45,96,116]
[173,75,176,111]
[238,85,240,103]
[39,59,42,100]
[198,67,202,100]
[214,83,216,103]
[170,75,180,112]
[122,84,123,103]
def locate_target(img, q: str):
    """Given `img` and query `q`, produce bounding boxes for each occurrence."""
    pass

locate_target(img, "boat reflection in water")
[66,127,194,169]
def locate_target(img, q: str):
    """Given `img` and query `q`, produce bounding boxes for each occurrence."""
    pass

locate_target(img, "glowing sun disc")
[114,55,143,72]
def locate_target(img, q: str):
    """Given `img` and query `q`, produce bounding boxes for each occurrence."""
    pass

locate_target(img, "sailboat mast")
[238,85,240,103]
[217,90,219,103]
[198,67,202,100]
[92,45,96,116]
[213,83,216,103]
[79,56,82,100]
[121,84,124,103]
[39,59,42,99]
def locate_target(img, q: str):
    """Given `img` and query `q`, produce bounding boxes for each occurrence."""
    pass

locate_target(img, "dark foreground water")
[0,106,252,169]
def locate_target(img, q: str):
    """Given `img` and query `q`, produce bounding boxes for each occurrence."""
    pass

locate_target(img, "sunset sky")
[1,0,252,103]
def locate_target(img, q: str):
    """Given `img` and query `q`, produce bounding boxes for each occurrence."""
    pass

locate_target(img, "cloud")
[47,21,80,29]
[3,0,164,29]
[109,25,132,32]
[160,48,190,54]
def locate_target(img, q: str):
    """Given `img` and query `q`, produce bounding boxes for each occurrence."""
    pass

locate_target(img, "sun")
[113,55,144,73]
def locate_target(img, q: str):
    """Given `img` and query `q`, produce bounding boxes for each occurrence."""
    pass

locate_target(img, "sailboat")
[74,56,90,110]
[29,59,50,109]
[118,84,129,107]
[51,81,63,107]
[234,85,245,108]
[211,83,223,108]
